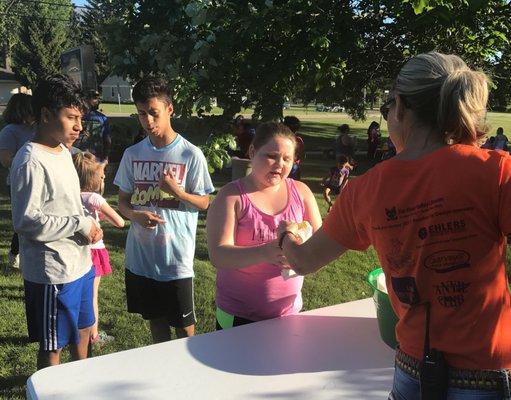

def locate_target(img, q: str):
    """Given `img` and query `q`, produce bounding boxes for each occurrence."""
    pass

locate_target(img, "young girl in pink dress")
[73,152,124,344]
[207,122,322,329]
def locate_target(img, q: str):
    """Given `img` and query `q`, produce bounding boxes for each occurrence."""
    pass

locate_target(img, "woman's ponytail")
[438,69,489,145]
[395,52,490,146]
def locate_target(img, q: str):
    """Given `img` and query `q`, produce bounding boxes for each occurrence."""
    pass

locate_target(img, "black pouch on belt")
[419,303,448,400]
[419,348,448,400]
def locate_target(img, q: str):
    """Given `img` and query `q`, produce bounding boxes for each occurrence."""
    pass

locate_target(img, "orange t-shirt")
[323,144,511,370]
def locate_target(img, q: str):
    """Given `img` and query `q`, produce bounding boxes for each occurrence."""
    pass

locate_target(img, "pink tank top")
[216,178,306,321]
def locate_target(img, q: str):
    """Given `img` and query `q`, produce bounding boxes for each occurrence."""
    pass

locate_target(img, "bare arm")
[0,149,14,169]
[177,191,210,210]
[295,181,322,232]
[118,190,165,228]
[206,183,286,269]
[99,201,125,228]
[279,226,346,275]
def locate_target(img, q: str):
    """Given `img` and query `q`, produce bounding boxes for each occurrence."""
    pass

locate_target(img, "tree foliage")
[103,0,511,119]
[78,0,134,84]
[9,0,74,87]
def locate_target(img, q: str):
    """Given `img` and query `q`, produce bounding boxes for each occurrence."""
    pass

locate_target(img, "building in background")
[0,50,29,105]
[100,74,133,103]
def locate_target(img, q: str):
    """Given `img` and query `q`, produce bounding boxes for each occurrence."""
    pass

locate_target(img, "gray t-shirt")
[10,142,93,284]
[0,123,35,185]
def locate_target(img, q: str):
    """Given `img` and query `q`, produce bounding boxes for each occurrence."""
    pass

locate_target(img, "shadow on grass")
[0,335,30,346]
[0,374,29,395]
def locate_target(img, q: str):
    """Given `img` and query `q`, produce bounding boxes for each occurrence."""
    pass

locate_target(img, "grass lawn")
[100,102,511,139]
[1,112,511,399]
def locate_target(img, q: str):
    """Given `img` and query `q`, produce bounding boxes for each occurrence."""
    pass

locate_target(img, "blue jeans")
[389,365,509,400]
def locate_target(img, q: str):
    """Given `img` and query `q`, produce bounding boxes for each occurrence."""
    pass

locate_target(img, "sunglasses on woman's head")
[380,97,395,121]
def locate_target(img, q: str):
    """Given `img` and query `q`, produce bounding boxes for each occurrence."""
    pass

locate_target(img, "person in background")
[382,136,397,160]
[77,90,111,163]
[133,126,147,145]
[232,116,255,159]
[207,122,321,330]
[335,123,355,160]
[481,136,495,149]
[0,93,35,271]
[283,115,304,180]
[321,154,352,213]
[278,52,511,399]
[367,121,381,159]
[73,152,124,346]
[114,77,214,343]
[494,127,508,151]
[10,74,102,369]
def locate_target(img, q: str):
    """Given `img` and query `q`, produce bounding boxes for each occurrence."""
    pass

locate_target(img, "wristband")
[278,231,296,249]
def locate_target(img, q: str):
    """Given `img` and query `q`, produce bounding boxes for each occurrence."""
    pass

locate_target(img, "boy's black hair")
[283,116,301,133]
[32,74,87,123]
[338,124,350,133]
[132,77,172,105]
[337,154,349,165]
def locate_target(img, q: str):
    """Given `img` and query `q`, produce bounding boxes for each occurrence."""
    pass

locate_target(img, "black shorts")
[324,184,340,195]
[125,269,195,328]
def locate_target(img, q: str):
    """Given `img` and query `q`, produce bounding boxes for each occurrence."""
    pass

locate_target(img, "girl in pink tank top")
[207,122,322,328]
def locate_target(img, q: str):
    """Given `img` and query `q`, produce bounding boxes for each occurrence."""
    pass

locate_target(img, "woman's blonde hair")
[395,52,489,145]
[72,152,105,193]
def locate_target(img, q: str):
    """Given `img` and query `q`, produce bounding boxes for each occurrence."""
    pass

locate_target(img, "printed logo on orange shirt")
[424,250,471,273]
[417,219,466,240]
[391,276,420,305]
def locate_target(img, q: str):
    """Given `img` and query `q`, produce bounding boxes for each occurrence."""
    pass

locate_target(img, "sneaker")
[90,331,114,345]
[8,252,20,270]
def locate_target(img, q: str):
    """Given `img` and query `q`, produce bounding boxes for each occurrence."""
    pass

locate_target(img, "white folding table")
[26,297,395,399]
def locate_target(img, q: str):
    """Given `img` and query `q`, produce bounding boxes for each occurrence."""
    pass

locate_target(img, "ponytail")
[438,69,489,145]
[395,52,489,146]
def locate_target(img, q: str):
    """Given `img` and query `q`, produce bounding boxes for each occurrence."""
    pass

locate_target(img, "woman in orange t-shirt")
[278,52,511,400]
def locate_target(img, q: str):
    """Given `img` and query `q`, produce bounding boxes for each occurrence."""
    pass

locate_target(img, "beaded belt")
[395,348,511,393]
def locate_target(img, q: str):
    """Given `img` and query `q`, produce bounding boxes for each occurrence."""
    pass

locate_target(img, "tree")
[10,0,74,87]
[78,0,134,85]
[489,45,511,111]
[0,0,31,68]
[106,0,510,121]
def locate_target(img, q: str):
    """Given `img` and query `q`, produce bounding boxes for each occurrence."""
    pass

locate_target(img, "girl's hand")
[277,220,300,238]
[131,210,165,229]
[264,239,290,267]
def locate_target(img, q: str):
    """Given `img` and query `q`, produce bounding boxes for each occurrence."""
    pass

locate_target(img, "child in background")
[322,155,352,213]
[73,152,125,345]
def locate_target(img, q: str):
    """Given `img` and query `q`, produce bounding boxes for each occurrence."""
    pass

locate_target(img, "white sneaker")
[8,252,20,269]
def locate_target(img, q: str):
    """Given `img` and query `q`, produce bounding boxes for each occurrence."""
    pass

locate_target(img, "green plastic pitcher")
[367,268,399,349]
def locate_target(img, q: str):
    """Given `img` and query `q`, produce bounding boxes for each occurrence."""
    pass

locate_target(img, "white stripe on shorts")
[43,286,48,350]
[51,286,58,350]
[43,285,59,351]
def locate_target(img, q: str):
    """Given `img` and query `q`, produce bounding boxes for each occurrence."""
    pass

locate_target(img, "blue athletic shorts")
[24,267,95,351]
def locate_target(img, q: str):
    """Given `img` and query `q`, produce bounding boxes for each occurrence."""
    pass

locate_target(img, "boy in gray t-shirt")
[10,75,103,369]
